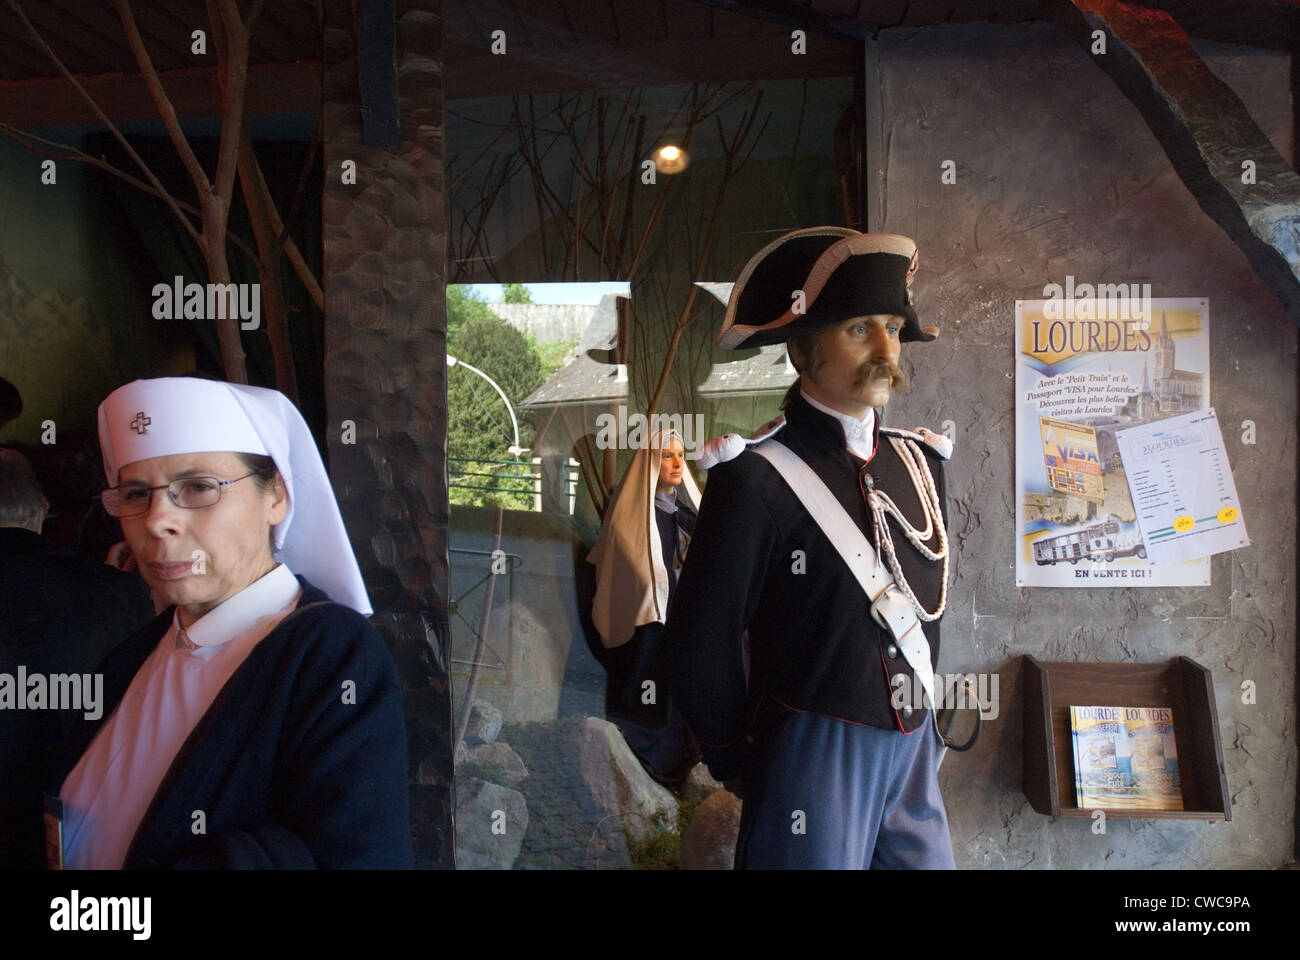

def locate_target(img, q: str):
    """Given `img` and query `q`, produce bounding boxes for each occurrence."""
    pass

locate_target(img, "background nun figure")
[55,377,413,869]
[587,429,701,786]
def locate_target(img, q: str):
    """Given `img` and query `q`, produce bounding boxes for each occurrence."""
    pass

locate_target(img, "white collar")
[800,387,877,461]
[174,563,301,651]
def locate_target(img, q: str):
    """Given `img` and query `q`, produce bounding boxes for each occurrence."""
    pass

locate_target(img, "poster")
[1039,417,1104,503]
[1115,408,1249,566]
[1015,297,1211,587]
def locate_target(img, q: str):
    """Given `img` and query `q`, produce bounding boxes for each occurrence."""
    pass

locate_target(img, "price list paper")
[1116,408,1248,566]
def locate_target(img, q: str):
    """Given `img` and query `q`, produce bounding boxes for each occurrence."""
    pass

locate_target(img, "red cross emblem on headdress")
[131,411,151,434]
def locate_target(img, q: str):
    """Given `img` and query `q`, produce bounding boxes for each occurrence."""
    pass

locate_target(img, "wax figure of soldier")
[662,227,956,869]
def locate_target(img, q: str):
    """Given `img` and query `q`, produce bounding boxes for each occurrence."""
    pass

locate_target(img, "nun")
[587,429,701,785]
[54,377,413,869]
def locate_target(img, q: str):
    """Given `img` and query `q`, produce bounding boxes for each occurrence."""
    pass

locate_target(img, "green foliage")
[447,310,545,509]
[624,808,682,870]
[446,284,497,341]
[677,791,705,834]
[502,282,533,303]
[529,337,578,379]
[623,791,709,870]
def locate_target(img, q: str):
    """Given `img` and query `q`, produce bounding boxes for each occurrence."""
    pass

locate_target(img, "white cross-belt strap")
[752,439,936,713]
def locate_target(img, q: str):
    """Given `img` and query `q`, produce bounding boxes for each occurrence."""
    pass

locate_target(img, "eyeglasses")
[100,471,269,518]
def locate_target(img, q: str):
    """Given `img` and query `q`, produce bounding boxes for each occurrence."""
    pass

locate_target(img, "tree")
[446,284,496,341]
[447,313,545,508]
[0,0,322,391]
[502,282,533,303]
[446,84,771,511]
[529,336,578,379]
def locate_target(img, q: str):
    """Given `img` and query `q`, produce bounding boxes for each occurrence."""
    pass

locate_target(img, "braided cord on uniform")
[867,435,949,622]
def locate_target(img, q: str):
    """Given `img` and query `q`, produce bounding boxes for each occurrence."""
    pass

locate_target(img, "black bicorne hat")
[718,227,938,349]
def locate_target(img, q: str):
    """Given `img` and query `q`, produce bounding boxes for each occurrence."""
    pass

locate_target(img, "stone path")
[505,716,633,870]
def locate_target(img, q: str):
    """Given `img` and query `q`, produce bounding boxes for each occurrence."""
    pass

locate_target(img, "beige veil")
[587,428,702,649]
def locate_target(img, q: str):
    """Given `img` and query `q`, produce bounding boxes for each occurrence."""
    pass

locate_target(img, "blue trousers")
[735,708,955,869]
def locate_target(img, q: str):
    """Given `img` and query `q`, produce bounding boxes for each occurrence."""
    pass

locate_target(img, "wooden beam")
[685,0,874,38]
[0,59,319,126]
[1053,0,1300,321]
[687,0,1052,35]
[444,32,854,99]
[357,0,399,146]
[1129,0,1300,51]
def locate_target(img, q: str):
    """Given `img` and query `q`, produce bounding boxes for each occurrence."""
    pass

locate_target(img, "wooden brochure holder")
[1021,655,1230,821]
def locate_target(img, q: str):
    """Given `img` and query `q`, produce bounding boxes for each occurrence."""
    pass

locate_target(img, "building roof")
[521,354,629,408]
[521,289,794,407]
[697,344,795,396]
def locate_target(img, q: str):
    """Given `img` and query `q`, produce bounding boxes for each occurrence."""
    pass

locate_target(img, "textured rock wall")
[322,0,454,868]
[876,22,1296,868]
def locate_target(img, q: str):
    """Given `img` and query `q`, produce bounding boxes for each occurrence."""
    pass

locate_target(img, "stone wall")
[875,23,1295,867]
[487,302,595,343]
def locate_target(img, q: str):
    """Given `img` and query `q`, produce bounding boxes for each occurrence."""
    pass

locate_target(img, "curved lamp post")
[446,354,527,456]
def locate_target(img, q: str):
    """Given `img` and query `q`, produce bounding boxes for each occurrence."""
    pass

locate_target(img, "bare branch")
[614,111,644,277]
[238,125,300,399]
[0,122,201,233]
[4,0,204,247]
[783,79,808,191]
[0,123,271,266]
[113,0,213,211]
[246,0,266,33]
[242,125,325,312]
[274,111,321,249]
[576,432,605,514]
[646,89,765,415]
[205,0,252,214]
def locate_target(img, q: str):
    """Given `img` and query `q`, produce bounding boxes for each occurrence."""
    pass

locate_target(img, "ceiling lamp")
[654,144,689,175]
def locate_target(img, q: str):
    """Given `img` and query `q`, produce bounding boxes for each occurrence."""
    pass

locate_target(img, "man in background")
[0,448,154,868]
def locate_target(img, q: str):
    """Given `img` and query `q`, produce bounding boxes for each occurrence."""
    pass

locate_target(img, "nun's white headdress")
[587,428,701,649]
[98,377,371,615]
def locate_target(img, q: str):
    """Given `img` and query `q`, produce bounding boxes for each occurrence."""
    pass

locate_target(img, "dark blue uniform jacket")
[664,392,948,781]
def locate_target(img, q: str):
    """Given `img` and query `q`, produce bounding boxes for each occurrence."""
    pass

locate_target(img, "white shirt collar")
[173,563,301,651]
[800,387,877,461]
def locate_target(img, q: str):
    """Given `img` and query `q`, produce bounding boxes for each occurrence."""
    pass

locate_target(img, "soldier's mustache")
[855,360,909,392]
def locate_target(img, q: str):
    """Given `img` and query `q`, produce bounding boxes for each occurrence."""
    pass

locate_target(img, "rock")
[680,763,724,805]
[499,716,687,868]
[466,741,529,783]
[443,539,571,724]
[464,697,503,746]
[500,717,634,868]
[679,788,742,870]
[572,716,678,845]
[454,776,528,870]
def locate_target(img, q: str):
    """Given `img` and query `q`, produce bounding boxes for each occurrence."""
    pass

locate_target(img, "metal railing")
[448,546,520,671]
[448,456,579,513]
